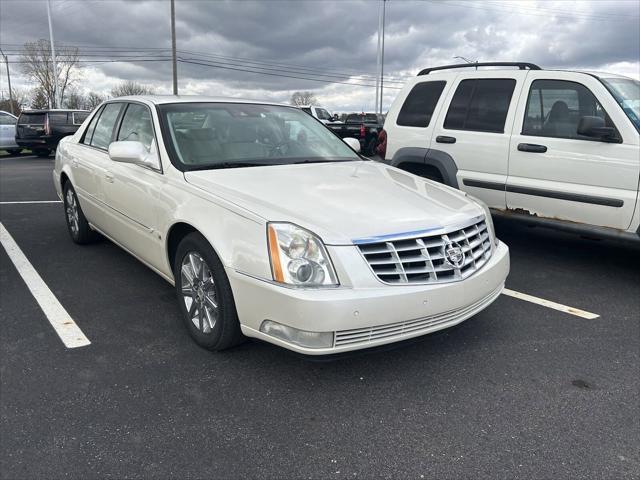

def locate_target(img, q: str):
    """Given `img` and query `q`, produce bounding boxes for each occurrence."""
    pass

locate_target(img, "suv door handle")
[104,171,115,183]
[436,135,456,144]
[517,143,547,153]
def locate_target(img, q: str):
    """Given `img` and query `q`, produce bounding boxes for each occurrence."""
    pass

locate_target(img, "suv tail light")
[376,128,387,159]
[359,124,366,139]
[44,115,51,135]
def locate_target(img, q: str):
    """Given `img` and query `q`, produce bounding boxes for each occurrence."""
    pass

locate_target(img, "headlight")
[466,194,499,247]
[267,223,339,287]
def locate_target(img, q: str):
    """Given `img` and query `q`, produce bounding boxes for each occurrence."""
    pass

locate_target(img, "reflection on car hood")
[184,161,483,245]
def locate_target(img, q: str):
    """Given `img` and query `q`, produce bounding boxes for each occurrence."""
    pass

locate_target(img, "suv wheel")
[34,149,51,157]
[175,233,244,351]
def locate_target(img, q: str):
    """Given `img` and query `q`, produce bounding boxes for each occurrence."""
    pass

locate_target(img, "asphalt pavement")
[1,153,639,479]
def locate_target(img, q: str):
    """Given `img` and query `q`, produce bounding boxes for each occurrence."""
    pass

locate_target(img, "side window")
[82,107,103,145]
[522,79,616,140]
[117,103,155,150]
[396,81,446,127]
[48,112,69,124]
[444,79,516,133]
[90,103,123,150]
[73,112,89,125]
[0,113,15,125]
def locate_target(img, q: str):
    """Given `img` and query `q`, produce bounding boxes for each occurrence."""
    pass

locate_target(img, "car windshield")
[600,77,640,130]
[159,102,360,170]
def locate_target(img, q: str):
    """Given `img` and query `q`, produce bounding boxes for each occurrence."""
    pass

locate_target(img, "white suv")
[382,62,640,241]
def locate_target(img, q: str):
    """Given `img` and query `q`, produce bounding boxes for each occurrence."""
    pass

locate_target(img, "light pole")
[0,47,14,115]
[375,0,387,115]
[379,0,386,115]
[46,0,60,108]
[171,0,178,95]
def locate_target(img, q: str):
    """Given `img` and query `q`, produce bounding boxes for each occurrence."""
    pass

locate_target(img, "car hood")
[184,161,484,245]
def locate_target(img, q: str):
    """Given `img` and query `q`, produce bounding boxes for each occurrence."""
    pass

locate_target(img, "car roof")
[20,109,90,113]
[111,95,291,107]
[418,67,635,81]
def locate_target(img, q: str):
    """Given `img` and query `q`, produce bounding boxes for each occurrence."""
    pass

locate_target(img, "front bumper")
[228,241,510,355]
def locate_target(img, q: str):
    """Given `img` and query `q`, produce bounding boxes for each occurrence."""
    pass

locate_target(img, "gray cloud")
[0,0,638,111]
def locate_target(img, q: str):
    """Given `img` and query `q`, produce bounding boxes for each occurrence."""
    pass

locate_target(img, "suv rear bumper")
[16,137,58,150]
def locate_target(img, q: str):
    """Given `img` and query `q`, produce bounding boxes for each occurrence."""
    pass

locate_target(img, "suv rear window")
[18,113,45,125]
[444,78,516,133]
[48,112,69,124]
[396,81,446,127]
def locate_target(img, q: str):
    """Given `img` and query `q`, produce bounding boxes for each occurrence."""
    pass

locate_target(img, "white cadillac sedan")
[53,96,510,354]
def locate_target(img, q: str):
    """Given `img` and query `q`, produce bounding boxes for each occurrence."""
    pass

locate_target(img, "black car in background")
[15,109,90,157]
[326,112,384,156]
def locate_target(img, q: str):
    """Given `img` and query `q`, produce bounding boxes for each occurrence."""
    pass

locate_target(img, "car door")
[100,102,165,268]
[507,71,639,230]
[430,71,528,209]
[0,112,18,149]
[68,102,125,229]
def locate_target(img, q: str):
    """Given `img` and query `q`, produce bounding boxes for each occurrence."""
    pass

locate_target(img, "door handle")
[104,171,115,183]
[436,135,456,144]
[72,158,79,168]
[517,143,547,153]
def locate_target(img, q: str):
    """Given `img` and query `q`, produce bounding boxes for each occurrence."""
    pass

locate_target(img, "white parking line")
[0,201,62,204]
[502,288,599,319]
[0,222,91,348]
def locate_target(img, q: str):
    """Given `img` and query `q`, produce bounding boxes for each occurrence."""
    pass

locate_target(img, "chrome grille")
[356,218,492,285]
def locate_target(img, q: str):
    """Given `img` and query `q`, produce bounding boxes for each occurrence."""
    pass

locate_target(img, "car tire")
[34,149,51,157]
[174,232,244,351]
[63,182,99,244]
[7,148,21,155]
[365,138,377,156]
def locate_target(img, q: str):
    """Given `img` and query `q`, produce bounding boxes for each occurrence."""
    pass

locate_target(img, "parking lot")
[1,153,639,479]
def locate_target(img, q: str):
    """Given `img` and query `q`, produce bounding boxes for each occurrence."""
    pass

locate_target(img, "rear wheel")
[7,148,21,155]
[174,233,244,351]
[63,182,99,244]
[34,148,51,157]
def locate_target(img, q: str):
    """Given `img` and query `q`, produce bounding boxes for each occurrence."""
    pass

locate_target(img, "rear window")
[18,113,45,125]
[345,114,363,123]
[364,114,378,123]
[444,78,516,133]
[48,112,69,124]
[396,81,446,127]
[73,112,89,125]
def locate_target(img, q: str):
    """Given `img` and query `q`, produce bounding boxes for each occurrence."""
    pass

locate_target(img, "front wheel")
[63,183,99,244]
[174,233,244,351]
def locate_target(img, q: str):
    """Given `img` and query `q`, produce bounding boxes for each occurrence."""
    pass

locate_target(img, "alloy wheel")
[180,251,219,334]
[65,189,79,235]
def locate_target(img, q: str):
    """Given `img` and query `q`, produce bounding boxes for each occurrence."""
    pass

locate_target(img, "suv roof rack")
[418,62,541,76]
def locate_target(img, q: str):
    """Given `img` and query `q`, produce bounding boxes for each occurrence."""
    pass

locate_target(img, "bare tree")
[0,88,29,115]
[290,91,318,106]
[111,81,155,97]
[30,88,49,110]
[65,88,85,109]
[86,92,105,111]
[20,39,80,108]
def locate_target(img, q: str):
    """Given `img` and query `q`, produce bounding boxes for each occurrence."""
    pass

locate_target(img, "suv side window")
[117,103,155,150]
[444,78,516,133]
[396,81,446,127]
[90,103,123,150]
[48,112,69,124]
[522,79,617,140]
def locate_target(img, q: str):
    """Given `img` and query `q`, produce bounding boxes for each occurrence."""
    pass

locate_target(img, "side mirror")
[108,141,160,169]
[343,137,361,153]
[577,116,618,142]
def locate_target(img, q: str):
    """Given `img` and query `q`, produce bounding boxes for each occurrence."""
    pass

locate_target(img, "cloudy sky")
[0,0,638,112]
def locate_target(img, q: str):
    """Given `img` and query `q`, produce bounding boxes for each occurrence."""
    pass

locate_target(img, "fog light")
[259,320,334,349]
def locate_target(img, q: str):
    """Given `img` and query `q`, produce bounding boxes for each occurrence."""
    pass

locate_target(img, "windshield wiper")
[187,160,280,171]
[291,158,361,165]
